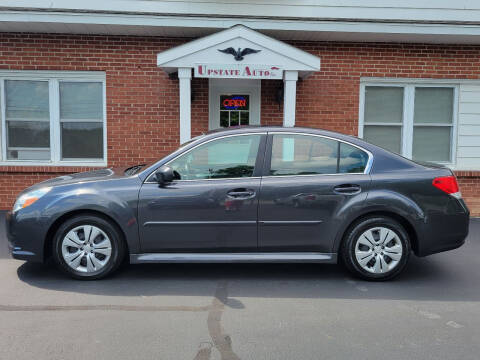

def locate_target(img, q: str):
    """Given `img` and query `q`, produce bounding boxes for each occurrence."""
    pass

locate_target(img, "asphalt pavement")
[0,212,479,360]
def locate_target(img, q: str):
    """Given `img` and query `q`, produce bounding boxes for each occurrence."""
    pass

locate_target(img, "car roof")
[202,126,365,146]
[137,125,425,181]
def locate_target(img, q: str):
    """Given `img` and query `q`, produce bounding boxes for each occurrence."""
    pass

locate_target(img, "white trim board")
[7,10,480,44]
[157,25,320,77]
[0,70,105,80]
[361,78,480,85]
[6,1,480,23]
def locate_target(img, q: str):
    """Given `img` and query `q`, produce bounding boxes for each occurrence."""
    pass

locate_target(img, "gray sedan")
[6,127,470,280]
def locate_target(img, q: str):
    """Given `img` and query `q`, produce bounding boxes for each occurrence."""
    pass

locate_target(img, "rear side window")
[269,134,369,176]
[339,142,369,173]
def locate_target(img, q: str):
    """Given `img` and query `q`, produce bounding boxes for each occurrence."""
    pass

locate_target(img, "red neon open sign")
[221,96,248,110]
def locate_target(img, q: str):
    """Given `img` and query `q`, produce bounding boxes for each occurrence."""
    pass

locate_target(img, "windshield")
[123,135,206,176]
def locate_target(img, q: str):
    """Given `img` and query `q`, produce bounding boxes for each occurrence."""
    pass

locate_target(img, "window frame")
[0,70,107,166]
[208,78,261,130]
[359,80,459,166]
[145,133,267,183]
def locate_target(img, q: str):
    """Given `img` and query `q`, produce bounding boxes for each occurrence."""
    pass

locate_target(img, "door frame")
[208,78,261,130]
[137,133,268,253]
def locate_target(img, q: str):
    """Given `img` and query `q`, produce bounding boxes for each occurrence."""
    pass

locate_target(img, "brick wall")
[191,77,209,138]
[456,172,480,216]
[0,33,479,215]
[261,79,283,126]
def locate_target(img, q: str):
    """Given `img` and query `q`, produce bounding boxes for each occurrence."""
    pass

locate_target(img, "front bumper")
[6,211,46,263]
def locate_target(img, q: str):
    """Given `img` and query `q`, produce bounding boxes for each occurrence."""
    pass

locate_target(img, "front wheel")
[341,216,411,281]
[52,215,125,280]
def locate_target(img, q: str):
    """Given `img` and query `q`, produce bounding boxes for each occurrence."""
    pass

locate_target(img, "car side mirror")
[154,165,174,187]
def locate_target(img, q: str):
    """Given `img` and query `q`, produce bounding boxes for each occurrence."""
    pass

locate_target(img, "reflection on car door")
[138,134,266,253]
[258,133,371,253]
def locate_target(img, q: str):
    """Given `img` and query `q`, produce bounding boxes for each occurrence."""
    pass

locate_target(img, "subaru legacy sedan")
[7,127,469,281]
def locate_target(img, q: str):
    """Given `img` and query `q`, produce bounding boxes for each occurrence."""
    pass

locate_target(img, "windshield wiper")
[124,164,146,176]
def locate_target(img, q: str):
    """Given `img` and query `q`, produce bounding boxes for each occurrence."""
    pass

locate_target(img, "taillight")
[432,176,461,199]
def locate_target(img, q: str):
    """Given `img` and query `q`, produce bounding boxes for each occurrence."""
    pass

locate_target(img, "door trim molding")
[144,220,322,226]
[130,252,337,264]
[144,220,257,226]
[259,220,323,225]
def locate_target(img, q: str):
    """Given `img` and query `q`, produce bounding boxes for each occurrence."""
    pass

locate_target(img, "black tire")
[341,216,411,281]
[52,214,125,280]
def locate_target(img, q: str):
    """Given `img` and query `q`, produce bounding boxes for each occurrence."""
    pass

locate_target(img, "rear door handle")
[227,188,256,199]
[333,184,361,195]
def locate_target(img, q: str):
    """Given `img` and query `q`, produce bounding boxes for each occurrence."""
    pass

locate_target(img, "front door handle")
[333,184,361,195]
[227,188,256,199]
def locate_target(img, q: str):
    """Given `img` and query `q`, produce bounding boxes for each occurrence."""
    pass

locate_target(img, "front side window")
[168,135,261,180]
[0,72,105,164]
[269,134,368,176]
[339,142,370,174]
[361,84,455,163]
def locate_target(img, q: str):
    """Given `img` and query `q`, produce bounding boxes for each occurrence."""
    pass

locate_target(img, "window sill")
[0,161,107,173]
[0,160,106,166]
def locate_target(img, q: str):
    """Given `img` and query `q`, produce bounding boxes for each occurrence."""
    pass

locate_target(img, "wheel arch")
[335,210,419,256]
[44,209,130,263]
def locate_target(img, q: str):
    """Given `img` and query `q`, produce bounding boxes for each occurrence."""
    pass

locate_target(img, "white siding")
[457,85,480,170]
[5,1,480,23]
[5,1,480,43]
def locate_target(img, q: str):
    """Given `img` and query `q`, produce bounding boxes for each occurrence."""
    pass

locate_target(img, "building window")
[0,71,106,165]
[360,83,457,164]
[5,80,51,160]
[59,82,104,160]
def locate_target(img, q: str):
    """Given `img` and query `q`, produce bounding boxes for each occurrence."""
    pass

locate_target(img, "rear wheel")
[341,216,411,281]
[52,215,125,280]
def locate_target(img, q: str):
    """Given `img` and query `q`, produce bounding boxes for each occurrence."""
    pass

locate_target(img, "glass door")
[208,79,260,130]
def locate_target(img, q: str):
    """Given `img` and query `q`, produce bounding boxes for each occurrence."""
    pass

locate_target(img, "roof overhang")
[156,25,321,79]
[4,7,480,45]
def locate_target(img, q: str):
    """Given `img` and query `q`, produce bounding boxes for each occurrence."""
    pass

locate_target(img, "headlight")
[13,187,51,213]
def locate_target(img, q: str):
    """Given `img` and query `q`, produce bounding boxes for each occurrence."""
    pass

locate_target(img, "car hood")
[33,167,131,189]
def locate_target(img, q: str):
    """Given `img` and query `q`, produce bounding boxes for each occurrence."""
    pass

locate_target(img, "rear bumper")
[6,211,46,263]
[416,200,470,257]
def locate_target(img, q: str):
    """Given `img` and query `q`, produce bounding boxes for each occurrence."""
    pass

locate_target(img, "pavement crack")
[201,280,241,360]
[0,304,212,312]
[193,342,214,360]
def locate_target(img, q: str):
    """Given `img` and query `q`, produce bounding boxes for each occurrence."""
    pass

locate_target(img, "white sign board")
[194,64,283,79]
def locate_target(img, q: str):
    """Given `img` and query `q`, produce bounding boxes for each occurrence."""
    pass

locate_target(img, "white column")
[178,67,192,144]
[283,70,298,127]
